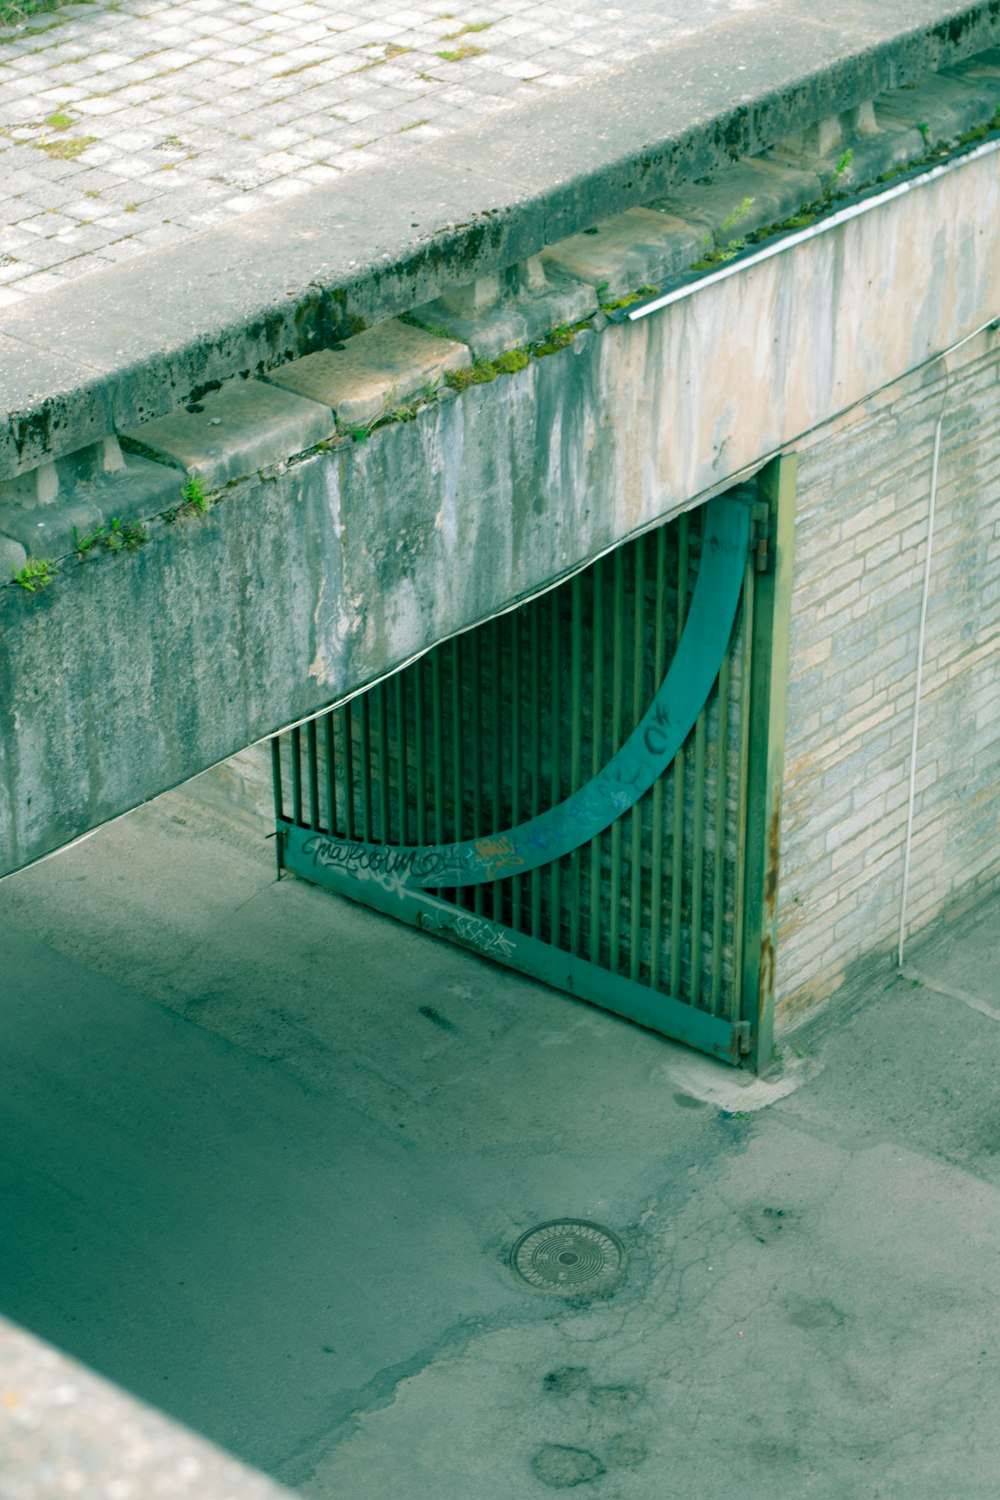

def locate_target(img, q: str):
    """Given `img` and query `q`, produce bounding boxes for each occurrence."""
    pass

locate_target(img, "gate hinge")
[751,502,772,573]
[734,1021,752,1056]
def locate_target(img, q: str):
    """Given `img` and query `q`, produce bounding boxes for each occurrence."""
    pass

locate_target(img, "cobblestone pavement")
[0,0,767,306]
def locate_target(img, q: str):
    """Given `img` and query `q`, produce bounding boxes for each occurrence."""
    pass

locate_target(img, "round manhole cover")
[511,1220,626,1296]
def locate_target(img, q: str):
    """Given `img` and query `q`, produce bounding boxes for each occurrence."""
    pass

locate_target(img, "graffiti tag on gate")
[301,834,470,884]
[419,908,516,960]
[474,833,525,880]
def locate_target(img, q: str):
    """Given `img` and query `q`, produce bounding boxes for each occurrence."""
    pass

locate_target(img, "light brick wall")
[776,336,1000,1023]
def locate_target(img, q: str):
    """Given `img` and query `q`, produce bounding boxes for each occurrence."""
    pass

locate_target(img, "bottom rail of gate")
[279,828,748,1063]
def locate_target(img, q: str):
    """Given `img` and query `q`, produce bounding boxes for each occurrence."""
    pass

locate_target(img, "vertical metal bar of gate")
[490,620,503,923]
[376,684,391,841]
[649,524,668,990]
[290,726,303,828]
[549,590,562,942]
[510,616,523,931]
[452,640,464,847]
[414,662,427,845]
[589,561,604,967]
[530,607,543,940]
[608,549,624,973]
[393,673,406,844]
[690,706,707,1006]
[340,704,355,838]
[307,720,319,830]
[629,536,645,982]
[670,514,689,997]
[359,696,373,841]
[471,630,484,916]
[271,736,285,878]
[324,712,337,836]
[569,576,583,958]
[431,652,444,846]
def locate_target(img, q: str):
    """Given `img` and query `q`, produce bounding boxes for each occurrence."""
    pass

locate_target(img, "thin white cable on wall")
[897,414,943,969]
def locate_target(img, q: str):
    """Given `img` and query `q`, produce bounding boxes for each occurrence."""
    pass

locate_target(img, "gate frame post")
[741,451,798,1073]
[271,736,286,880]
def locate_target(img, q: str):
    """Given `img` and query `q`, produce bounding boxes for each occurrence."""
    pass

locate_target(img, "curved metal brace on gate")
[293,495,751,890]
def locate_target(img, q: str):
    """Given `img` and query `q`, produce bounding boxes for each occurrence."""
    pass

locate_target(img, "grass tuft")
[35,134,96,159]
[13,556,56,592]
[1,0,68,22]
[435,42,484,61]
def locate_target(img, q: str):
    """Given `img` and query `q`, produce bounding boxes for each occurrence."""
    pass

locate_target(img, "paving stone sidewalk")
[0,0,767,306]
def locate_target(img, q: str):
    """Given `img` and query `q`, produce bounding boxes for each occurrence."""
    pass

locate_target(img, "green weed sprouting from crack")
[668,109,1000,293]
[445,361,498,392]
[13,556,56,592]
[171,476,209,515]
[436,43,484,61]
[75,518,147,553]
[105,517,147,551]
[676,153,857,277]
[0,0,71,22]
[599,284,659,313]
[353,376,452,438]
[688,197,756,272]
[680,144,870,280]
[719,195,755,234]
[338,382,420,442]
[443,321,595,392]
[441,19,492,38]
[445,349,531,389]
[689,240,745,272]
[531,325,575,357]
[493,347,530,372]
[821,146,854,202]
[73,523,105,554]
[34,134,96,160]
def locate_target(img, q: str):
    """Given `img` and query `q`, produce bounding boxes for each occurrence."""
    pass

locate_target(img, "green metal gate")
[272,456,796,1069]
